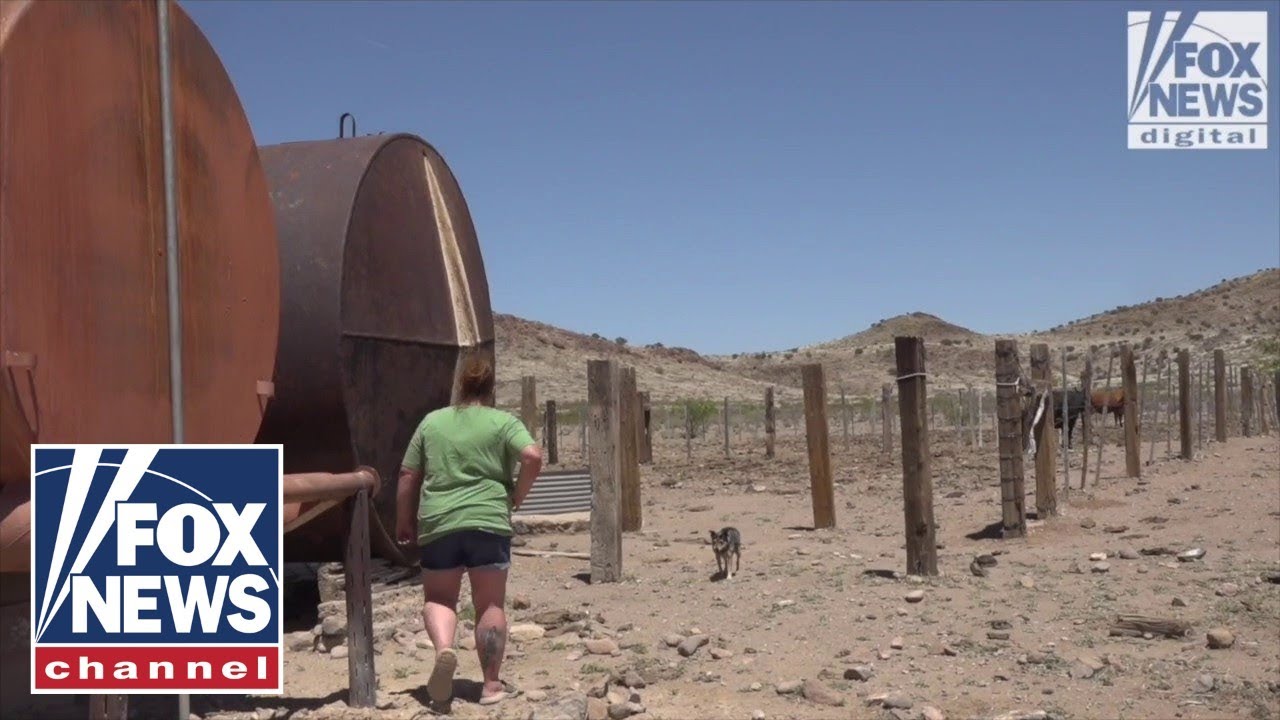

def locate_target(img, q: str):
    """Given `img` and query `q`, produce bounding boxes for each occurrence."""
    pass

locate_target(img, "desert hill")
[495,268,1280,406]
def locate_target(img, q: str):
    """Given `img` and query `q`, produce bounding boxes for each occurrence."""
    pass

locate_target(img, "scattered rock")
[607,702,644,719]
[883,693,913,710]
[844,665,874,682]
[1080,518,1097,529]
[459,636,477,651]
[890,637,904,650]
[709,647,734,660]
[1171,597,1187,607]
[662,634,684,648]
[1089,552,1107,562]
[1193,674,1216,693]
[775,680,802,695]
[512,595,532,610]
[975,554,998,567]
[1264,571,1280,585]
[988,631,1011,641]
[990,620,1012,630]
[585,638,620,655]
[1092,562,1111,574]
[677,635,709,657]
[1178,548,1206,562]
[1069,661,1096,679]
[1207,628,1235,649]
[285,631,315,652]
[1019,576,1036,589]
[621,670,646,689]
[1066,562,1084,574]
[922,706,946,720]
[321,615,345,637]
[510,623,548,643]
[749,682,763,692]
[1119,549,1140,560]
[935,644,957,657]
[329,645,349,660]
[526,690,548,702]
[1104,525,1128,534]
[773,599,795,609]
[905,590,925,603]
[1215,583,1240,597]
[586,696,608,720]
[801,678,845,706]
[752,711,766,720]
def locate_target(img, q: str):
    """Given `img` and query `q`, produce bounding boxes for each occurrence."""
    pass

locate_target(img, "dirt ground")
[5,424,1278,720]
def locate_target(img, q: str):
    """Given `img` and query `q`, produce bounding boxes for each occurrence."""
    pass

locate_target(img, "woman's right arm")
[511,443,543,511]
[396,466,424,545]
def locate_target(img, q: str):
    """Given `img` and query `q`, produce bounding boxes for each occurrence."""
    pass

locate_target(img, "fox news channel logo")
[29,444,284,694]
[1127,10,1269,150]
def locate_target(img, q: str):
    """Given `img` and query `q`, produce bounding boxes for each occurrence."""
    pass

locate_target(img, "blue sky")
[186,0,1280,355]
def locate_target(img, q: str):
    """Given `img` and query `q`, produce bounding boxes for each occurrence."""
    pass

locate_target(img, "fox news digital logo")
[1127,10,1269,149]
[30,444,284,694]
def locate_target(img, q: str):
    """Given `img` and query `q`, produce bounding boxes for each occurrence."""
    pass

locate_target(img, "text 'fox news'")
[30,445,284,694]
[1127,10,1270,150]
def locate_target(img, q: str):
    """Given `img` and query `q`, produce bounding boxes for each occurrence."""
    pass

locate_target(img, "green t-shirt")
[402,405,536,545]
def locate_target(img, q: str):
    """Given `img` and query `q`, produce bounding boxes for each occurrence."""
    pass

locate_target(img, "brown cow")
[1090,388,1126,426]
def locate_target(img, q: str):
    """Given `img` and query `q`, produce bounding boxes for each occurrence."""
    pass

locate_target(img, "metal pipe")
[156,2,186,718]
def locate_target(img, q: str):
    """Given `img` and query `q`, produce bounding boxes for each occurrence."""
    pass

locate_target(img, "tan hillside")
[496,269,1280,406]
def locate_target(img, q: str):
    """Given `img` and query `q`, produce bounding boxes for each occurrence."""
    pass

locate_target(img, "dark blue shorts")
[419,529,512,571]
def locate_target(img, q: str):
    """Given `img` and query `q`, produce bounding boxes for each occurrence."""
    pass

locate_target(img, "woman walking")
[396,354,543,706]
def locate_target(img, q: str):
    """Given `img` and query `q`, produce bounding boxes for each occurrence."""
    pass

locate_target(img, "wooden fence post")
[881,383,893,455]
[89,696,128,720]
[619,367,641,532]
[1228,365,1238,435]
[1060,347,1069,500]
[1178,350,1192,460]
[1214,350,1227,442]
[1260,376,1272,436]
[1274,371,1280,434]
[1122,345,1141,477]
[976,389,985,449]
[639,392,653,464]
[1197,360,1205,450]
[344,488,376,707]
[1079,355,1092,489]
[1093,350,1115,487]
[545,400,559,465]
[1145,359,1157,465]
[521,375,538,439]
[1164,358,1173,457]
[684,402,692,462]
[840,386,850,450]
[1029,343,1057,518]
[1240,366,1254,437]
[801,364,836,529]
[895,337,937,576]
[995,340,1027,539]
[764,386,776,459]
[723,396,730,457]
[588,360,622,583]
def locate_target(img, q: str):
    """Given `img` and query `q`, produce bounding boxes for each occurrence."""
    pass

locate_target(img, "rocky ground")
[5,425,1277,720]
[184,424,1280,720]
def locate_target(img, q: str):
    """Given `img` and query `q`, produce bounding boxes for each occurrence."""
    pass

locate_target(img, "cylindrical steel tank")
[256,134,494,565]
[0,0,280,483]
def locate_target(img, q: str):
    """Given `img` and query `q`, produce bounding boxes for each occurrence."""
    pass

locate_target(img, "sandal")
[427,648,458,703]
[478,690,507,706]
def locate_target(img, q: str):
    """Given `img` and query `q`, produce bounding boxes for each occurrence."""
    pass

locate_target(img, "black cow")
[1028,388,1087,448]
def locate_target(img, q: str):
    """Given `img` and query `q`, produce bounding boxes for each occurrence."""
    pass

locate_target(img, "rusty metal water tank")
[256,134,494,565]
[0,0,280,489]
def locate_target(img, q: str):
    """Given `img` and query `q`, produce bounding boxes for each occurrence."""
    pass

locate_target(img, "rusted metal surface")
[0,0,279,489]
[256,134,494,564]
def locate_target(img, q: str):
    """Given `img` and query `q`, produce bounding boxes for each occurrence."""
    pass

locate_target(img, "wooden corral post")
[801,364,836,529]
[521,375,538,439]
[976,389,985,449]
[580,402,588,460]
[1178,350,1192,460]
[1094,350,1116,487]
[840,386,850,450]
[1260,376,1272,435]
[619,367,642,532]
[1059,347,1069,499]
[881,383,893,455]
[545,400,559,465]
[894,337,937,576]
[1228,365,1238,435]
[1079,355,1092,489]
[1240,365,1255,437]
[344,488,377,707]
[1145,359,1158,465]
[1029,343,1057,518]
[639,392,653,464]
[88,696,127,720]
[684,402,692,462]
[1164,358,1173,456]
[723,396,730,457]
[764,386,776,459]
[1273,371,1280,434]
[1197,360,1205,450]
[588,360,622,583]
[1121,345,1141,478]
[995,340,1027,539]
[1214,350,1227,442]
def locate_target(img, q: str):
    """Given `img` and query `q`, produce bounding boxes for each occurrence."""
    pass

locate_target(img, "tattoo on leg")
[477,624,506,678]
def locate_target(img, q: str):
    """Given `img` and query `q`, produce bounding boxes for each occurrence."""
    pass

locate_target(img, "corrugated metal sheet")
[514,469,591,516]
